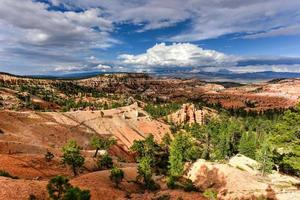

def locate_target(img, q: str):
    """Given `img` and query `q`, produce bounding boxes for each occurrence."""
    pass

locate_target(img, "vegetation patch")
[0,170,19,179]
[144,103,181,119]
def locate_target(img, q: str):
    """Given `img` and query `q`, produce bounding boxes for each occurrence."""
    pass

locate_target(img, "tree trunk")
[94,148,99,157]
[72,164,77,176]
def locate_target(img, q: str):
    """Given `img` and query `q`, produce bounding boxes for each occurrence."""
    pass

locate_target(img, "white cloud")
[228,64,300,73]
[95,64,111,69]
[1,0,300,74]
[119,43,237,67]
[0,0,116,48]
[52,0,300,41]
[0,0,120,73]
[244,24,300,39]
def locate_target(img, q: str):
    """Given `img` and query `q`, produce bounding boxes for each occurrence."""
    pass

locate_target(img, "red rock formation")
[167,103,217,125]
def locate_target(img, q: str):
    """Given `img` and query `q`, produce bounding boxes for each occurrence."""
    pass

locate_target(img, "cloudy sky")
[1,0,300,75]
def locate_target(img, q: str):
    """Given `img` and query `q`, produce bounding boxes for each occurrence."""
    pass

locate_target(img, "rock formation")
[167,103,217,125]
[186,155,300,200]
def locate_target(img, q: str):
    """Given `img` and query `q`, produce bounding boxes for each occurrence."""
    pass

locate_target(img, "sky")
[1,0,300,75]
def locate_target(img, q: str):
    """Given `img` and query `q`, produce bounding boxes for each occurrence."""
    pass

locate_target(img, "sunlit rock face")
[167,103,217,125]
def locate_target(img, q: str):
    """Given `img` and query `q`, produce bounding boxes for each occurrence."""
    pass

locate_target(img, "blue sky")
[1,0,300,75]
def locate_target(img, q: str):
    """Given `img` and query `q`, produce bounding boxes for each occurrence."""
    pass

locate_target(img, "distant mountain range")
[149,68,300,83]
[2,69,300,83]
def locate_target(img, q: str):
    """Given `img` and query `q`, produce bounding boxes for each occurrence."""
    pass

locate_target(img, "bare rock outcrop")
[167,103,217,125]
[186,159,276,200]
[186,155,300,200]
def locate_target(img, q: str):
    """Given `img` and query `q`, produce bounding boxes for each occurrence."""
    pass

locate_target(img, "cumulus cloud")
[118,43,300,74]
[119,43,237,68]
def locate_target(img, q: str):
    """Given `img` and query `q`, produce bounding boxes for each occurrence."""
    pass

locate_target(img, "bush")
[28,194,37,200]
[0,170,19,179]
[110,167,124,188]
[97,154,113,170]
[182,179,197,192]
[45,150,55,162]
[144,178,160,191]
[203,189,218,200]
[166,176,176,189]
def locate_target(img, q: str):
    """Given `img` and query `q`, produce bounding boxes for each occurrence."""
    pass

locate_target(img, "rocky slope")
[186,155,300,200]
[0,103,170,160]
[203,79,300,111]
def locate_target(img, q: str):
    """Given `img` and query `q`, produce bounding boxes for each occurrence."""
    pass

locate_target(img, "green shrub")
[166,176,176,189]
[97,154,113,170]
[203,189,218,200]
[182,179,197,192]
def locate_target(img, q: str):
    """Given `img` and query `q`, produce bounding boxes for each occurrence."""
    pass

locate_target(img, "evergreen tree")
[131,135,162,189]
[110,167,124,188]
[130,134,159,159]
[168,132,194,178]
[270,109,300,176]
[238,131,256,159]
[256,141,274,176]
[137,156,153,187]
[47,176,72,200]
[62,140,85,176]
[47,176,90,200]
[90,136,116,157]
[63,187,90,200]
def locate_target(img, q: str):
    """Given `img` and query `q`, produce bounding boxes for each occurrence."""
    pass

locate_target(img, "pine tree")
[62,140,85,176]
[238,131,256,159]
[168,132,194,178]
[47,176,72,200]
[110,167,124,188]
[256,141,274,176]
